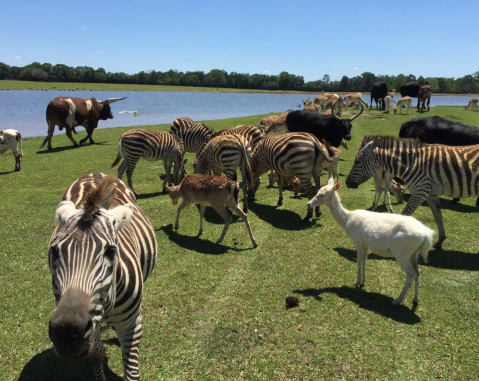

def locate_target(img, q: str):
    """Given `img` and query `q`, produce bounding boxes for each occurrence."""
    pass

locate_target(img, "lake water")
[1,90,477,138]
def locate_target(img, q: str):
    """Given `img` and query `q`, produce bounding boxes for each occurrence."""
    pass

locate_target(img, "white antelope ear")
[107,203,134,232]
[55,201,78,227]
[327,176,335,186]
[334,182,342,192]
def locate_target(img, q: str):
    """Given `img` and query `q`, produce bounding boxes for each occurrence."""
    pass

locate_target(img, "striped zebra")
[218,125,265,152]
[249,132,334,221]
[170,117,216,153]
[194,133,253,212]
[48,173,157,381]
[345,136,479,249]
[111,129,186,194]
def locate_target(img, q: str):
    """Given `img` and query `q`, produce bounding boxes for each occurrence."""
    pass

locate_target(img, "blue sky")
[1,0,478,82]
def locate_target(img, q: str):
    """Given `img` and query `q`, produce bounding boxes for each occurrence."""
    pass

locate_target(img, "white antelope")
[372,171,405,212]
[308,178,434,305]
[378,96,396,114]
[394,96,414,114]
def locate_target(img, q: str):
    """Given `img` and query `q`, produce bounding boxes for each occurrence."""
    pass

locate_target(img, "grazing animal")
[399,82,429,98]
[219,124,265,152]
[399,116,479,205]
[194,134,253,212]
[308,178,434,305]
[286,102,364,148]
[110,129,186,194]
[170,117,215,153]
[0,129,23,172]
[302,98,313,106]
[417,85,431,112]
[378,96,395,113]
[370,82,388,110]
[394,96,414,114]
[372,172,405,212]
[166,174,257,247]
[48,173,157,381]
[249,133,334,221]
[345,136,479,249]
[344,93,368,109]
[264,114,288,134]
[388,89,396,99]
[258,115,279,130]
[465,98,478,111]
[42,96,126,150]
[267,172,301,196]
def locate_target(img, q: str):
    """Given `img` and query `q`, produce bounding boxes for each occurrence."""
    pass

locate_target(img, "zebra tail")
[231,182,240,204]
[241,144,253,187]
[110,137,123,168]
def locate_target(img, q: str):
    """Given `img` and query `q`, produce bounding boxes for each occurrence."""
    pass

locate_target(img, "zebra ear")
[55,201,78,227]
[107,203,134,232]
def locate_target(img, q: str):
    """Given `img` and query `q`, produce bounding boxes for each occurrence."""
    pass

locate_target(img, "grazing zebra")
[48,173,157,381]
[194,133,253,212]
[218,124,265,152]
[111,129,186,194]
[248,132,334,221]
[345,136,479,249]
[170,117,215,153]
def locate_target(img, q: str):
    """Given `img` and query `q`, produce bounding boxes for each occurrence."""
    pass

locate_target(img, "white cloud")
[15,56,21,59]
[80,27,87,30]
[263,70,269,73]
[332,64,337,67]
[353,67,359,70]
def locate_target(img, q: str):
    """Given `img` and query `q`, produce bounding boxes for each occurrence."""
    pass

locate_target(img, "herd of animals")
[1,82,479,381]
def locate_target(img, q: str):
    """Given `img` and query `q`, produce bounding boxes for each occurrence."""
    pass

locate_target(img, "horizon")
[1,1,478,82]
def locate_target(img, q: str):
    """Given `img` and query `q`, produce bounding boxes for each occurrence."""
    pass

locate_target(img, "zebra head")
[345,139,381,189]
[48,177,134,361]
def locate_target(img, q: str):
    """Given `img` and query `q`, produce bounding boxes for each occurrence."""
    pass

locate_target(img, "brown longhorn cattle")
[417,85,431,112]
[0,129,23,172]
[41,96,126,150]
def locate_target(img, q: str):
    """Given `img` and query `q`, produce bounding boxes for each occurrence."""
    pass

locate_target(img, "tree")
[205,69,226,89]
[339,76,350,92]
[278,71,294,91]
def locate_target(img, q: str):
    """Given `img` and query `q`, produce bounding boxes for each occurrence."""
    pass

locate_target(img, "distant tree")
[205,69,226,89]
[361,72,376,92]
[278,71,294,91]
[458,75,475,94]
[406,74,417,82]
[339,76,350,92]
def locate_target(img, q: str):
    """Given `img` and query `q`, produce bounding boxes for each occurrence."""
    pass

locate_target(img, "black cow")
[41,96,127,150]
[370,82,388,110]
[399,116,479,206]
[286,103,364,148]
[399,82,430,98]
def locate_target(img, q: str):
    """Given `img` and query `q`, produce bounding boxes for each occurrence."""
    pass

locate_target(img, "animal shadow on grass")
[427,248,479,271]
[18,348,122,381]
[334,247,395,262]
[136,191,163,200]
[0,170,15,176]
[247,201,318,231]
[159,224,252,255]
[36,141,109,154]
[294,286,421,324]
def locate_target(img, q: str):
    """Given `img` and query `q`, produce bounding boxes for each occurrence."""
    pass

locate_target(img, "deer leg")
[213,206,233,245]
[197,205,205,237]
[230,202,257,248]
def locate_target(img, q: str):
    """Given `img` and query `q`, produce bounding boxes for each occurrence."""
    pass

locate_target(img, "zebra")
[248,132,334,221]
[193,133,253,212]
[345,135,479,249]
[48,173,157,381]
[111,129,186,194]
[170,117,216,153]
[218,124,265,153]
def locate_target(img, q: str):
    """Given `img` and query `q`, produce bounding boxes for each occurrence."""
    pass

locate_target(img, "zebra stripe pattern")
[218,124,265,153]
[111,129,185,194]
[346,136,479,248]
[250,132,333,221]
[170,117,215,153]
[194,133,253,212]
[48,173,157,381]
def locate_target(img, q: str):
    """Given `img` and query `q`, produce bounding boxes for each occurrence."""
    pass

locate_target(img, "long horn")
[103,97,127,104]
[332,99,342,121]
[349,102,364,121]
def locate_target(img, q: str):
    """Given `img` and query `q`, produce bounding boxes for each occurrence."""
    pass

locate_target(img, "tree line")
[1,61,478,94]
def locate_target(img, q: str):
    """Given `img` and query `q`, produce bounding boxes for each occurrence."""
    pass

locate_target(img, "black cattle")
[399,82,430,98]
[286,104,364,148]
[370,82,388,110]
[399,116,479,206]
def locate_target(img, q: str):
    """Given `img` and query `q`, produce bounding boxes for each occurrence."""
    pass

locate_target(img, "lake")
[1,90,477,138]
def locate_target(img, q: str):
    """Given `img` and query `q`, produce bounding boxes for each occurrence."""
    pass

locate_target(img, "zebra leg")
[163,159,173,192]
[91,326,107,381]
[117,159,128,180]
[125,160,139,195]
[426,196,446,249]
[241,179,248,213]
[277,175,284,206]
[116,316,143,381]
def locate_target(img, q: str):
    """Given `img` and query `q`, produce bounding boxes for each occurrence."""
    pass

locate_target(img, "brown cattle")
[42,96,126,150]
[417,85,431,112]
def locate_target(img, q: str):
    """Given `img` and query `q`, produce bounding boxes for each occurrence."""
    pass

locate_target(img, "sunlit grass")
[1,107,478,380]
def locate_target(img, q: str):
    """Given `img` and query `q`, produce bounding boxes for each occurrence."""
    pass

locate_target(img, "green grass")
[1,107,479,381]
[0,80,311,94]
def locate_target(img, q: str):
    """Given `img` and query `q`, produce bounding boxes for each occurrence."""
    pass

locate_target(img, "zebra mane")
[361,135,424,150]
[82,175,117,222]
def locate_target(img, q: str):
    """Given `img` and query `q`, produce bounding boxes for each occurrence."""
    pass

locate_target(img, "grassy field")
[0,80,311,94]
[1,107,478,381]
